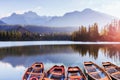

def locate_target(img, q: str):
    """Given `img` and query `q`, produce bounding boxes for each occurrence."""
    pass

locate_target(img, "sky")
[0,0,120,18]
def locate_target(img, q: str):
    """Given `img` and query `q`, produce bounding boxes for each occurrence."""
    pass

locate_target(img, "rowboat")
[84,61,112,80]
[67,66,87,80]
[44,65,65,80]
[22,62,44,80]
[102,62,120,80]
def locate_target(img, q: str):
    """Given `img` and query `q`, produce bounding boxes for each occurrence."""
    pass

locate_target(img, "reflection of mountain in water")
[0,44,120,67]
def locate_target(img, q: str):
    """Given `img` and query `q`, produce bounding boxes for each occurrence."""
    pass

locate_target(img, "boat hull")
[67,66,87,80]
[44,65,65,80]
[22,62,44,80]
[102,62,120,80]
[84,61,112,80]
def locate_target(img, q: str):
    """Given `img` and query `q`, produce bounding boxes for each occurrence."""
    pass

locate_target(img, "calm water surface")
[0,43,120,80]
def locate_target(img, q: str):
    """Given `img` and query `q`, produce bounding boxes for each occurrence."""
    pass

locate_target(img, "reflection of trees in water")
[0,45,72,59]
[0,46,40,59]
[101,44,120,61]
[71,44,120,61]
[71,45,100,59]
[0,44,120,61]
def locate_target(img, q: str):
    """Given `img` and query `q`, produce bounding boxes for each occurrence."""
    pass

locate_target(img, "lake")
[0,41,120,80]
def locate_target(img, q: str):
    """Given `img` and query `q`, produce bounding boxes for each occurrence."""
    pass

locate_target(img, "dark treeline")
[0,31,71,41]
[40,33,71,40]
[72,23,99,41]
[0,31,40,41]
[0,25,71,41]
[72,20,120,41]
[0,25,40,41]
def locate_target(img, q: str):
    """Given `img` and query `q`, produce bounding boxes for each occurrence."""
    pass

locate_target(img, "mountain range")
[1,11,51,25]
[0,20,6,24]
[1,8,116,27]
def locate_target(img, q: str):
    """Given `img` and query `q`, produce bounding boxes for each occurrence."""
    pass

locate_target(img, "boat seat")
[70,72,80,76]
[69,75,82,79]
[99,76,109,80]
[86,66,96,73]
[90,72,101,79]
[112,72,120,79]
[33,69,43,73]
[69,68,79,72]
[27,72,43,76]
[103,63,111,66]
[68,76,85,80]
[106,68,118,74]
[84,62,92,65]
[90,71,101,74]
[51,71,62,76]
[116,67,120,71]
[106,66,115,69]
[111,71,120,75]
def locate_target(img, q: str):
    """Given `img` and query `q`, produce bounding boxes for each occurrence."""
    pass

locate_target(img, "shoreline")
[0,41,120,48]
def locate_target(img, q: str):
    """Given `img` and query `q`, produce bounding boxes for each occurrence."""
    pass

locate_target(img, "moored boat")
[102,62,120,80]
[84,61,112,80]
[44,65,65,80]
[67,66,87,80]
[22,62,44,80]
